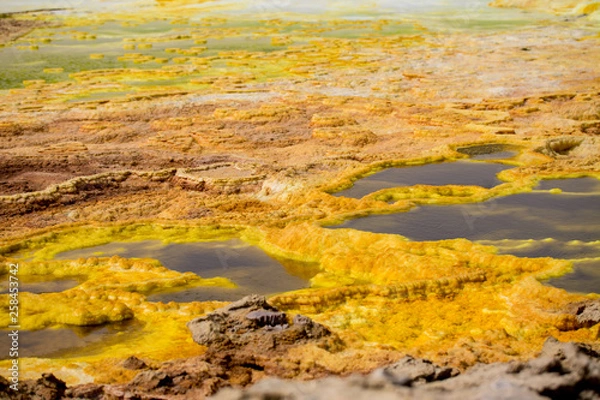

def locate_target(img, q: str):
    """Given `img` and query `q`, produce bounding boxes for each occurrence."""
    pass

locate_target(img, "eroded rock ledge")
[3,338,598,399]
[215,338,600,400]
[186,294,343,353]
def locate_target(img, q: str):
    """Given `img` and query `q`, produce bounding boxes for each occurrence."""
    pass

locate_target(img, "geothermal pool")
[333,160,513,199]
[333,176,600,293]
[0,276,80,294]
[0,239,317,359]
[0,320,141,360]
[55,239,318,302]
[334,144,517,199]
[455,144,518,161]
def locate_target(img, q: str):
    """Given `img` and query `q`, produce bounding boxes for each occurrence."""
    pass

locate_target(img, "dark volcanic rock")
[121,355,149,371]
[5,336,599,400]
[422,337,600,399]
[0,373,67,400]
[213,337,600,400]
[574,301,600,329]
[187,294,342,352]
[246,310,288,327]
[64,383,106,399]
[383,355,459,385]
[97,296,343,398]
[187,294,278,347]
[0,375,12,396]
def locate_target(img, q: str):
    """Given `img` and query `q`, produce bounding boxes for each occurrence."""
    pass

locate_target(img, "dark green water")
[332,177,600,293]
[0,320,142,360]
[0,276,80,294]
[334,160,512,199]
[456,144,518,161]
[55,239,318,302]
[0,239,318,358]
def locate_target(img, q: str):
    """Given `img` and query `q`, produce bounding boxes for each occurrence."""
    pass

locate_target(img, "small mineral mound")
[541,137,585,157]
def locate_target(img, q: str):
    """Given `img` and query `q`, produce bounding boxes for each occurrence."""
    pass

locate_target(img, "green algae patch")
[0,12,431,96]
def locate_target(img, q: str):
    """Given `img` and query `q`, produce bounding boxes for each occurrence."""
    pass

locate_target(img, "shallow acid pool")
[0,276,80,294]
[0,239,319,359]
[333,178,600,293]
[0,320,141,360]
[333,160,512,199]
[536,177,600,193]
[55,239,319,302]
[455,144,518,161]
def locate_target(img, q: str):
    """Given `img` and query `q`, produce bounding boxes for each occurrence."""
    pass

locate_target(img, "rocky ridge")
[215,337,600,400]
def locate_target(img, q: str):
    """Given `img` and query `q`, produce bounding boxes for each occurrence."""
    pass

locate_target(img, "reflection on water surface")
[333,178,600,293]
[334,161,512,199]
[56,239,318,301]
